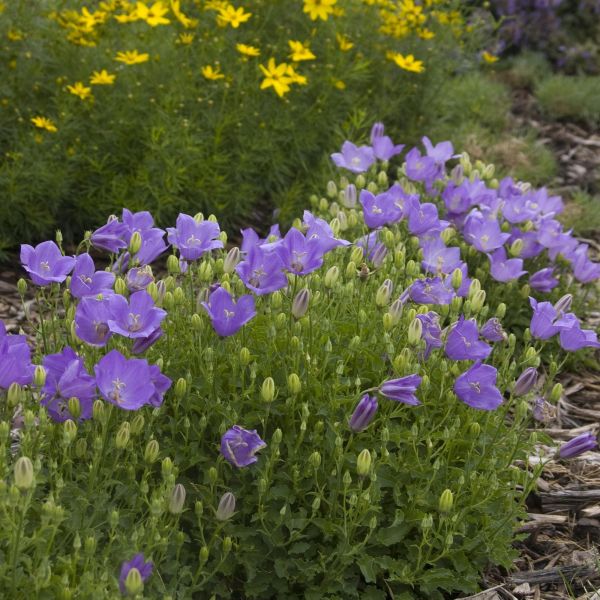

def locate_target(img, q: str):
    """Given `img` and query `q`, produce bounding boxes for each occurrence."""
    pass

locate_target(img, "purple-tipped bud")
[292,288,311,319]
[343,184,357,208]
[557,432,597,459]
[349,394,378,433]
[513,367,538,396]
[554,293,573,315]
[216,492,236,521]
[371,243,388,268]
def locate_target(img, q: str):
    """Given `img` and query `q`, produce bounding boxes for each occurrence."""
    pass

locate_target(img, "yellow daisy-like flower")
[288,40,315,62]
[286,65,307,86]
[482,51,499,64]
[7,29,24,41]
[418,28,435,40]
[201,65,225,80]
[178,32,195,45]
[135,1,170,26]
[387,51,424,73]
[336,34,353,51]
[217,4,251,28]
[90,69,116,84]
[115,50,150,65]
[303,0,337,21]
[67,82,93,100]
[31,116,58,133]
[170,0,198,28]
[236,43,260,57]
[332,78,346,90]
[259,58,292,98]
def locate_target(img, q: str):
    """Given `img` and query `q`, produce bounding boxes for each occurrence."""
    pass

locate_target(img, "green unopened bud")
[222,536,233,554]
[67,397,81,420]
[147,281,159,302]
[194,212,204,222]
[469,422,481,437]
[162,457,174,479]
[92,399,104,421]
[63,419,77,444]
[173,286,185,305]
[350,245,364,265]
[208,466,218,485]
[128,231,142,255]
[33,365,47,387]
[421,513,434,530]
[169,483,186,514]
[261,377,275,403]
[356,449,372,477]
[468,279,481,299]
[175,377,187,398]
[324,266,340,288]
[114,277,127,296]
[198,261,213,282]
[509,238,523,257]
[216,491,236,521]
[116,422,130,449]
[292,288,310,319]
[471,289,486,313]
[439,489,454,513]
[7,383,22,408]
[124,567,144,596]
[84,536,96,557]
[375,279,393,307]
[75,438,87,458]
[223,247,240,274]
[345,260,357,279]
[163,291,175,310]
[408,317,423,345]
[550,382,563,403]
[312,496,321,512]
[342,470,352,487]
[309,451,321,469]
[382,312,394,331]
[451,267,463,290]
[239,347,251,366]
[131,414,144,435]
[17,278,27,296]
[287,373,301,395]
[14,456,34,491]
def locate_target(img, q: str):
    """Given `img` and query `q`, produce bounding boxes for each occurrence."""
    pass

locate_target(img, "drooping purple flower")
[20,241,75,286]
[133,227,168,266]
[568,244,600,283]
[119,553,153,595]
[406,199,445,236]
[480,318,507,342]
[463,211,510,253]
[454,361,503,411]
[91,216,130,253]
[555,312,600,352]
[201,286,256,337]
[513,367,538,396]
[409,277,454,305]
[416,311,443,358]
[166,214,223,261]
[125,266,154,292]
[557,432,598,459]
[405,147,438,184]
[445,317,492,361]
[107,291,166,339]
[303,211,350,252]
[360,189,402,229]
[379,374,422,405]
[221,425,267,468]
[529,267,559,293]
[420,238,461,275]
[349,394,378,432]
[70,253,116,298]
[95,350,157,410]
[131,327,164,355]
[488,247,527,283]
[529,297,560,340]
[422,136,455,168]
[148,364,172,408]
[240,225,281,254]
[275,228,325,276]
[370,122,404,161]
[75,294,114,347]
[0,322,33,388]
[331,141,375,173]
[41,347,96,422]
[236,244,287,295]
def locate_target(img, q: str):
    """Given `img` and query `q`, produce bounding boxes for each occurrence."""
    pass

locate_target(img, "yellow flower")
[135,1,170,26]
[204,0,228,10]
[288,40,315,61]
[336,34,353,51]
[67,82,93,100]
[236,43,260,57]
[217,4,251,28]
[332,78,346,90]
[201,65,225,80]
[418,28,435,40]
[259,58,292,98]
[115,50,150,65]
[387,51,424,73]
[286,65,307,86]
[31,116,58,133]
[303,0,336,21]
[7,29,24,41]
[482,51,499,64]
[90,69,116,84]
[170,0,198,28]
[178,32,195,44]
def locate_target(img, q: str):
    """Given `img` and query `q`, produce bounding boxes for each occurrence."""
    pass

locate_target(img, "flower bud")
[439,489,454,513]
[371,244,388,268]
[550,382,563,403]
[174,377,187,399]
[223,247,240,274]
[7,383,22,408]
[356,449,372,477]
[509,239,523,257]
[468,279,481,299]
[208,466,218,485]
[128,231,142,255]
[451,267,463,290]
[324,266,340,288]
[239,347,251,366]
[216,491,236,521]
[14,456,34,491]
[169,483,186,514]
[554,293,573,315]
[92,399,104,421]
[408,317,423,345]
[75,438,87,458]
[67,397,81,420]
[116,422,130,449]
[312,496,321,512]
[342,183,357,208]
[222,536,232,554]
[17,278,27,296]
[198,261,213,282]
[471,289,486,313]
[557,432,598,459]
[114,277,127,296]
[63,419,77,444]
[513,367,538,396]
[292,288,310,319]
[124,567,144,596]
[162,457,174,479]
[287,373,301,395]
[375,279,393,307]
[261,377,275,403]
[33,365,47,387]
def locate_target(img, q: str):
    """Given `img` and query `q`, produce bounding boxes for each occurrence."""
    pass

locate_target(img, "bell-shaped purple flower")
[126,266,154,292]
[148,364,172,408]
[349,394,378,432]
[20,241,75,286]
[0,322,33,388]
[454,361,503,411]
[445,317,492,361]
[488,247,527,283]
[221,425,266,468]
[132,327,164,354]
[409,277,454,305]
[509,229,544,259]
[41,347,96,422]
[94,350,157,410]
[303,211,350,253]
[166,214,223,261]
[360,189,402,229]
[331,141,375,173]
[480,318,507,342]
[70,253,116,298]
[529,297,560,340]
[275,228,325,276]
[422,136,455,168]
[420,238,461,275]
[370,122,404,161]
[91,216,129,253]
[555,313,600,352]
[557,432,597,459]
[568,243,600,283]
[529,268,559,293]
[405,147,438,184]
[416,311,443,358]
[107,291,166,339]
[75,294,114,347]
[379,374,422,405]
[513,367,538,396]
[202,287,256,337]
[463,211,510,253]
[119,553,153,595]
[236,244,287,295]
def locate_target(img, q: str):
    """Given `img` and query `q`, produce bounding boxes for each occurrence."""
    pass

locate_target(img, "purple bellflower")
[201,287,256,337]
[416,311,443,358]
[70,253,115,298]
[406,199,445,236]
[20,241,75,286]
[529,267,559,293]
[513,367,538,396]
[445,317,492,361]
[166,213,223,261]
[240,225,281,254]
[360,189,402,229]
[131,327,164,355]
[107,291,166,339]
[91,216,130,253]
[558,432,598,459]
[379,374,422,405]
[148,364,172,408]
[409,277,454,305]
[508,229,544,259]
[221,425,267,468]
[126,266,154,292]
[331,141,375,173]
[41,347,96,421]
[236,244,287,295]
[349,394,378,432]
[275,228,325,276]
[463,211,510,253]
[529,297,560,340]
[370,122,404,161]
[454,361,503,411]
[568,244,600,283]
[119,553,153,595]
[75,294,114,347]
[420,238,461,275]
[555,312,600,352]
[405,147,438,184]
[0,322,33,388]
[488,247,526,283]
[422,136,455,169]
[303,211,350,253]
[480,318,507,343]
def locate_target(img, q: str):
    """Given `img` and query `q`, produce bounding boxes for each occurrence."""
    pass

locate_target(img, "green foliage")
[535,75,600,126]
[561,191,600,236]
[502,51,552,90]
